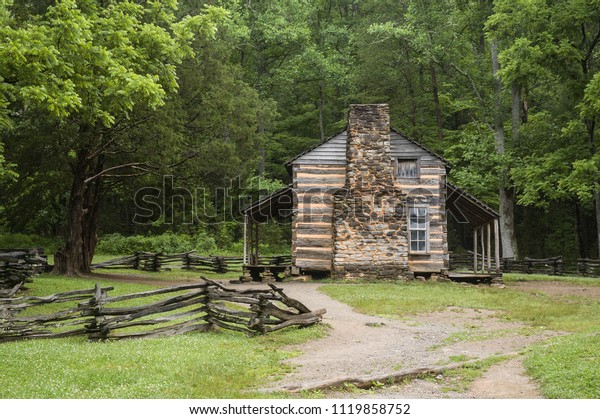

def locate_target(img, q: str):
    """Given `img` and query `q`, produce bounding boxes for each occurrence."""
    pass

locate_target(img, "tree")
[0,0,226,275]
[489,0,600,258]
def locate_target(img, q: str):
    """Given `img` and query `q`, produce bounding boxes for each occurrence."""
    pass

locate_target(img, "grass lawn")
[0,275,326,399]
[319,276,600,398]
[503,272,600,286]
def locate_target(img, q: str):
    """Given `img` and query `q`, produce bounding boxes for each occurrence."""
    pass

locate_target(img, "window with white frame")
[409,206,428,253]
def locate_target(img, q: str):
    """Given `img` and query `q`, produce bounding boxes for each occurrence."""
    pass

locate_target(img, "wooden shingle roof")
[285,129,451,168]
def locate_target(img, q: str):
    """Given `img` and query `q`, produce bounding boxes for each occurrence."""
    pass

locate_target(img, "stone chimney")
[346,104,394,191]
[331,104,410,279]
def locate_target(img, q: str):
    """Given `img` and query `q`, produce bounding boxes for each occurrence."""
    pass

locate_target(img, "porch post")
[494,218,501,273]
[480,226,485,274]
[473,228,478,273]
[250,222,259,265]
[487,223,492,273]
[243,214,248,265]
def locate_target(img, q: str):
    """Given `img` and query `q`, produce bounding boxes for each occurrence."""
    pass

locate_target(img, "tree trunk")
[594,188,600,259]
[404,50,418,137]
[256,61,266,176]
[318,81,325,142]
[511,81,521,142]
[587,117,600,259]
[430,63,443,141]
[491,40,519,259]
[498,187,518,259]
[574,201,590,259]
[52,148,103,276]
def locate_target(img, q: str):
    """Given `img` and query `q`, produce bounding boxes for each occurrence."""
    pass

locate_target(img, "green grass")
[503,273,600,286]
[1,274,327,398]
[23,274,158,296]
[319,277,600,398]
[524,333,600,399]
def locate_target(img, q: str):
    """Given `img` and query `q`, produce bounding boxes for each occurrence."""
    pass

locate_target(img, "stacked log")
[0,249,48,297]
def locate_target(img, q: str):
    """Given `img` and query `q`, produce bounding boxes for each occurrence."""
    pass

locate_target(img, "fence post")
[184,252,191,270]
[580,259,589,276]
[554,258,562,276]
[154,253,162,272]
[87,283,109,341]
[214,256,227,274]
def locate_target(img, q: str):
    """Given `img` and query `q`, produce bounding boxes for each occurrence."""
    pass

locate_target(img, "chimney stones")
[331,104,411,279]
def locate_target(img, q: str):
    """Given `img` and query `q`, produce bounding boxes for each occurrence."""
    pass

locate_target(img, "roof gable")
[285,129,450,168]
[284,129,347,167]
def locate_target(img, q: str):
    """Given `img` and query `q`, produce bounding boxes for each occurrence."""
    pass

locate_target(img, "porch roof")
[446,182,499,227]
[241,185,294,223]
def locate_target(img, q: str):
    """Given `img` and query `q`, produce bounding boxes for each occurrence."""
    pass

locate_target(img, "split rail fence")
[449,252,600,277]
[0,249,48,297]
[97,251,600,277]
[0,278,324,343]
[91,252,291,274]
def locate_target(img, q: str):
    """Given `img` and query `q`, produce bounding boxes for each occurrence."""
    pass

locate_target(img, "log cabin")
[242,104,500,281]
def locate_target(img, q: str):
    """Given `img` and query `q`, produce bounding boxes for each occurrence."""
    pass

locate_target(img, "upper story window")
[396,159,419,178]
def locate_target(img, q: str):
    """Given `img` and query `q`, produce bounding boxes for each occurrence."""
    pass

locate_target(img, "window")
[397,159,419,178]
[409,207,428,253]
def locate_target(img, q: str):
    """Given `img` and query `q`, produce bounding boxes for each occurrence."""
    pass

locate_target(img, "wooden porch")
[446,183,502,283]
[240,186,294,282]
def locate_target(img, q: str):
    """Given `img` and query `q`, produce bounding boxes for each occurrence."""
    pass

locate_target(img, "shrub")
[0,233,61,253]
[96,232,217,255]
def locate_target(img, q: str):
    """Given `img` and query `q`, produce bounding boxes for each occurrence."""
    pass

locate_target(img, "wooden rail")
[91,252,292,274]
[450,253,600,277]
[0,278,324,343]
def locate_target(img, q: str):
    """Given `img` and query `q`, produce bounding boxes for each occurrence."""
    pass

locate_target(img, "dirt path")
[259,282,558,398]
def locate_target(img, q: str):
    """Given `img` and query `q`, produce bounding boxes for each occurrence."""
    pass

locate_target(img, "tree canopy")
[1,0,599,268]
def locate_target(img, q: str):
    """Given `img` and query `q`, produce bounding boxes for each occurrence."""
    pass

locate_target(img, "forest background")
[1,0,600,274]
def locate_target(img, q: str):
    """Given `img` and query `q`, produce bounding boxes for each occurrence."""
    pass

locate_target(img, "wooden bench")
[241,265,288,282]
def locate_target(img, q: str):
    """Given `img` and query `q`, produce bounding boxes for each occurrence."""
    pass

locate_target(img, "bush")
[96,232,217,255]
[0,233,61,253]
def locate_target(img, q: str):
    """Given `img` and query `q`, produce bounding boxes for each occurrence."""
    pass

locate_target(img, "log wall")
[292,164,345,271]
[393,137,448,273]
[290,131,449,275]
